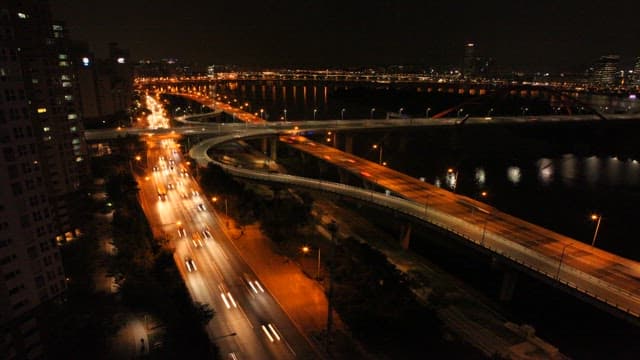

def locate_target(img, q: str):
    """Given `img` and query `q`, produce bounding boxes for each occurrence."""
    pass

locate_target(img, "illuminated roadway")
[134,96,316,359]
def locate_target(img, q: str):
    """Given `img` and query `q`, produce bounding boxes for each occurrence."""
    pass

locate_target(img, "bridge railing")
[212,161,640,317]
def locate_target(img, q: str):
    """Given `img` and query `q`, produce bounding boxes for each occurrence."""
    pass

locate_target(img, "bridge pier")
[399,222,412,250]
[499,269,518,302]
[343,135,353,154]
[337,168,349,184]
[261,138,268,155]
[269,137,278,161]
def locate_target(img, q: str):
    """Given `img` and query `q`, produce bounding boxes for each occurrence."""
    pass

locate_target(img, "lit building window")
[52,24,63,31]
[60,74,70,80]
[72,138,80,144]
[32,78,39,84]
[43,127,50,132]
[67,113,77,120]
[61,81,72,87]
[117,57,125,64]
[18,13,28,19]
[43,136,52,141]
[59,61,69,67]
[64,94,73,101]
[82,57,90,66]
[58,54,68,60]
[37,108,47,114]
[70,126,77,132]
[75,156,83,162]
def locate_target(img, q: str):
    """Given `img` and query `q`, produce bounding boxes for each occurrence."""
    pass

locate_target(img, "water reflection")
[537,158,554,185]
[480,155,640,189]
[507,166,521,185]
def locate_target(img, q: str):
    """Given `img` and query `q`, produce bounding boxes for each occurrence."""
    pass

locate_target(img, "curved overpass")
[189,127,640,323]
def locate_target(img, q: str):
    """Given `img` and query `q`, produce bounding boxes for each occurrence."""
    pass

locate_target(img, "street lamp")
[313,108,317,120]
[399,107,404,116]
[212,196,229,227]
[326,220,338,351]
[447,168,459,192]
[487,108,494,117]
[340,108,346,121]
[370,108,375,120]
[556,242,576,279]
[426,107,431,118]
[457,108,464,118]
[591,214,602,246]
[283,108,287,122]
[372,144,383,165]
[259,108,264,119]
[302,245,321,280]
[521,107,528,116]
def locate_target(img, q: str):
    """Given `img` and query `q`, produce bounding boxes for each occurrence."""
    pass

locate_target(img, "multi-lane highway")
[134,96,317,359]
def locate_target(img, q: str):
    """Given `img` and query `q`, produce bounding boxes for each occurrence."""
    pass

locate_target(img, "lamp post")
[457,108,464,118]
[283,108,287,122]
[340,108,345,121]
[399,107,404,116]
[302,246,321,280]
[487,108,494,117]
[372,144,383,165]
[426,107,431,118]
[259,108,264,120]
[326,220,338,352]
[313,108,317,120]
[370,108,375,120]
[212,196,229,227]
[447,168,459,192]
[591,214,602,246]
[556,243,576,279]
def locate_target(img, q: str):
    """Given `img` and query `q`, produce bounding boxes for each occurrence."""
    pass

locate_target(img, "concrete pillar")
[399,222,412,250]
[499,270,518,302]
[337,168,349,184]
[261,138,268,155]
[343,135,353,154]
[270,137,277,161]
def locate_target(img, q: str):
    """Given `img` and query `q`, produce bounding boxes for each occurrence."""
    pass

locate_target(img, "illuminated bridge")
[86,93,640,325]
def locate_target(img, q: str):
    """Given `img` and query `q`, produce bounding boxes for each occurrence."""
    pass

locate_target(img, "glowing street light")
[591,214,602,246]
[302,245,321,280]
[426,107,431,118]
[370,108,376,120]
[372,144,383,165]
[340,108,346,120]
[313,108,317,120]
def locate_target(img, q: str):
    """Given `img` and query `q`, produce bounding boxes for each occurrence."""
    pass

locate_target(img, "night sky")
[50,0,640,71]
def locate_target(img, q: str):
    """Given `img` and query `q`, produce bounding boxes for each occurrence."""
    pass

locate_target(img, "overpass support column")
[343,135,353,154]
[337,168,349,184]
[270,137,278,161]
[499,270,518,302]
[399,223,412,250]
[261,138,268,155]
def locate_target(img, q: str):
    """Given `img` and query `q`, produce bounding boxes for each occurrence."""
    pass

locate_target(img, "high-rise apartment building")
[592,54,620,86]
[462,43,476,77]
[1,1,89,358]
[634,57,640,86]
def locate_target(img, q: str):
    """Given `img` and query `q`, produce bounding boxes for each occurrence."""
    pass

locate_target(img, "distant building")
[0,1,89,358]
[71,42,133,125]
[462,43,476,77]
[634,57,640,86]
[591,55,620,86]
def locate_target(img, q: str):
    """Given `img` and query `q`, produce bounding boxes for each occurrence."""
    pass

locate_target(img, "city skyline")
[51,0,640,72]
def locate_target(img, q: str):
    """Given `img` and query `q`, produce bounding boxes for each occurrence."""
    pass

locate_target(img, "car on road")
[185,257,197,272]
[202,228,212,239]
[192,232,204,248]
[197,203,206,212]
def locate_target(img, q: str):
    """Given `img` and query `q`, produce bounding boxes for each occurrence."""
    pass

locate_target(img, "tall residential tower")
[1,1,88,358]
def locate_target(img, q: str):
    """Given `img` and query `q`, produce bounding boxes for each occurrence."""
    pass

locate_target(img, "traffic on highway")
[135,95,317,359]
